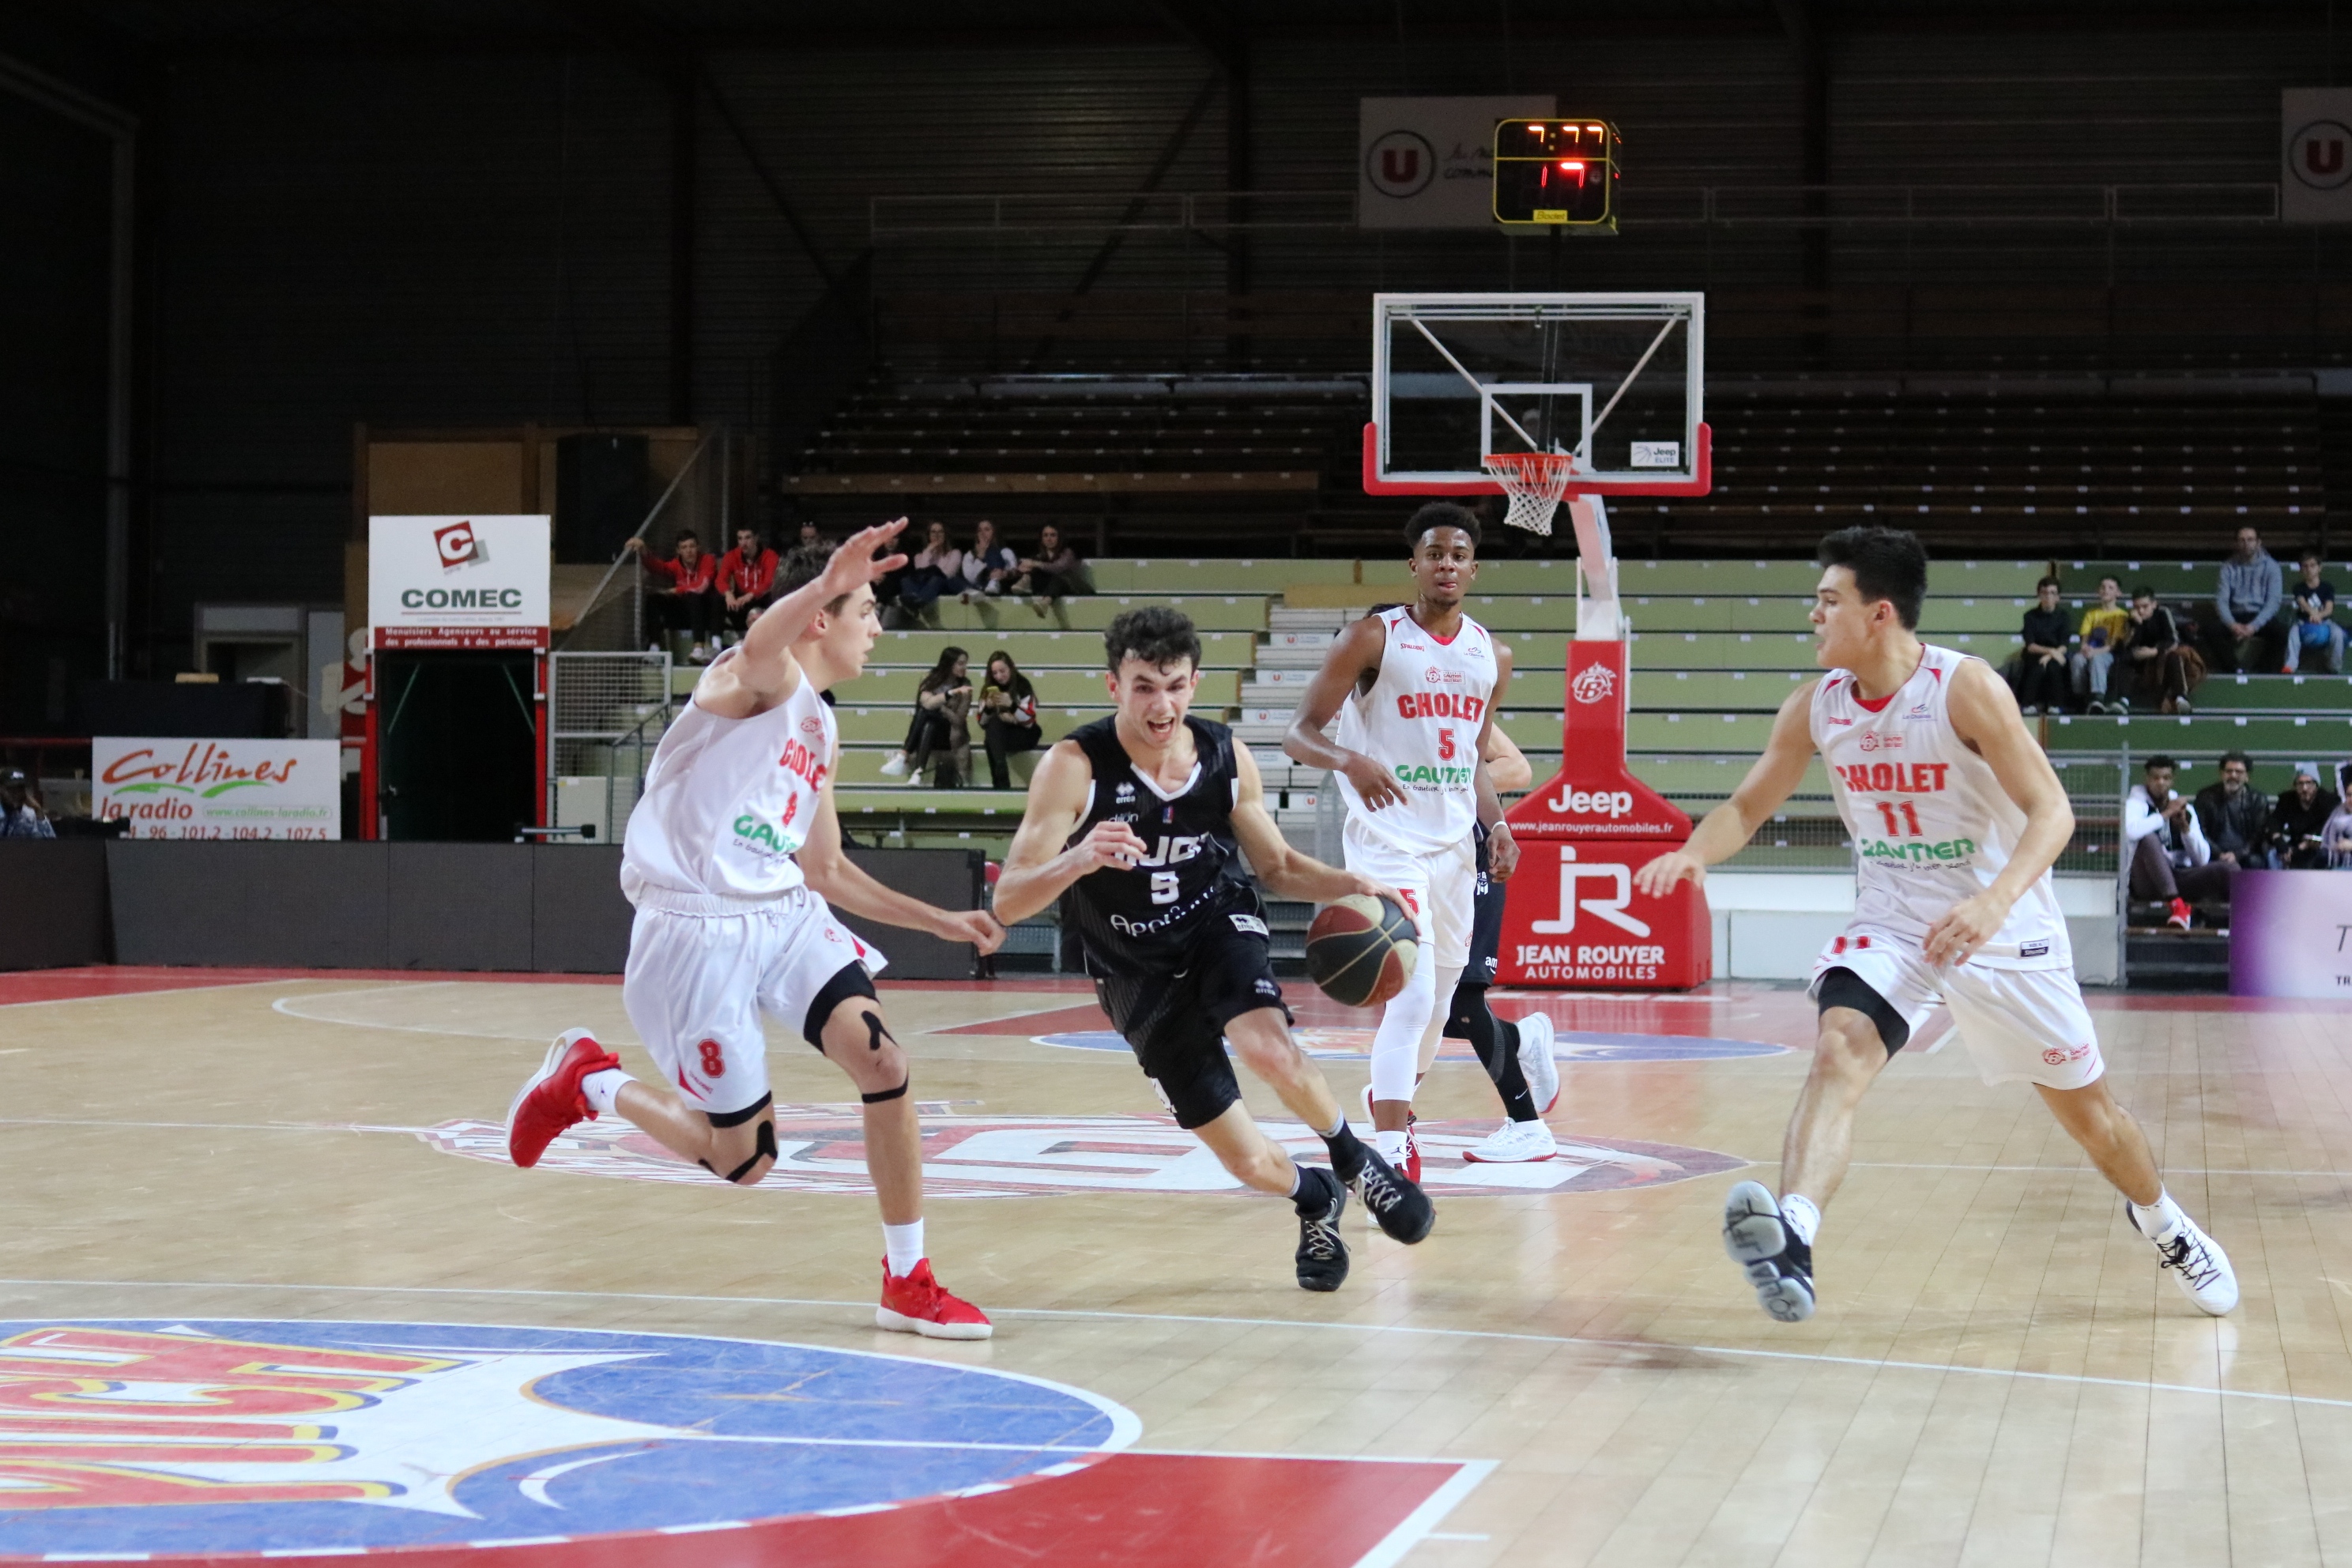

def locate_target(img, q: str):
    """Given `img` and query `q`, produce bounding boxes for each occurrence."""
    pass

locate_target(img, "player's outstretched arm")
[1633,680,1820,898]
[798,769,1005,953]
[1280,616,1408,812]
[1227,748,1410,914]
[989,741,1151,927]
[1923,658,2075,965]
[696,519,909,720]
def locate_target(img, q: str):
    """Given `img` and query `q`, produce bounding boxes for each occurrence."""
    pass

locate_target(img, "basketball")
[1304,894,1419,1008]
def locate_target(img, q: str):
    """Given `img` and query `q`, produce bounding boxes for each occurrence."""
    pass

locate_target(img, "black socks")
[1292,1163,1343,1216]
[1450,982,1540,1123]
[1320,1122,1369,1185]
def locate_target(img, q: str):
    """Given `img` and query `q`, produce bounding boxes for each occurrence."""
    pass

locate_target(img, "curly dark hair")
[1103,606,1200,673]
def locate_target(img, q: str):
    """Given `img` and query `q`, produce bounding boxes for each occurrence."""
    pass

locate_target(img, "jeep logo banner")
[1499,637,1713,989]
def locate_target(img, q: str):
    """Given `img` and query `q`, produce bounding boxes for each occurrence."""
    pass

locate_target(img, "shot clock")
[1492,119,1619,231]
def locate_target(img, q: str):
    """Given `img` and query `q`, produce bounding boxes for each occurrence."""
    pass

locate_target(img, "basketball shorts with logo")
[1341,816,1477,971]
[1088,906,1289,1129]
[1808,927,2102,1091]
[622,885,888,1120]
[1463,825,1506,986]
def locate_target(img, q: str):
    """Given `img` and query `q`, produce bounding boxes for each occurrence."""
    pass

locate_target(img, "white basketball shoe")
[1517,1009,1560,1115]
[2126,1200,2238,1315]
[1463,1118,1557,1163]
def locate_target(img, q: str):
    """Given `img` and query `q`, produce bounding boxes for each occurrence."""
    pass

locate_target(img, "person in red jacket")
[715,525,779,639]
[627,530,722,662]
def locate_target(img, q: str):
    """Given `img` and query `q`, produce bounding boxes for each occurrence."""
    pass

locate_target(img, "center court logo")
[420,1106,1747,1198]
[0,1320,1133,1560]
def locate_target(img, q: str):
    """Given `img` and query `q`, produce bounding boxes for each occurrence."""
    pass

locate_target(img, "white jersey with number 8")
[1332,605,1498,855]
[1810,643,2070,968]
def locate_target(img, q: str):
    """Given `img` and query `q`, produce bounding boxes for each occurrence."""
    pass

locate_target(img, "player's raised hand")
[820,518,911,601]
[1068,820,1150,875]
[1923,890,2007,967]
[1633,849,1706,898]
[1341,752,1409,812]
[937,908,1008,955]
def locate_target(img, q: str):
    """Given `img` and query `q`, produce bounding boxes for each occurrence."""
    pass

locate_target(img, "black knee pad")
[722,1119,778,1184]
[861,1078,909,1104]
[802,960,881,1052]
[1815,966,1911,1054]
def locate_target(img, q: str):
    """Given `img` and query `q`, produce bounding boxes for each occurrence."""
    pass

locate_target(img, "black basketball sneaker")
[1294,1167,1351,1291]
[1351,1148,1435,1245]
[1722,1179,1814,1322]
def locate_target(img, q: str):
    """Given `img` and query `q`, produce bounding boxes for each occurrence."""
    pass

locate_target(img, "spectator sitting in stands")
[876,646,973,787]
[977,649,1040,790]
[795,520,826,552]
[889,521,963,628]
[0,768,53,839]
[2214,524,2283,674]
[2071,575,2130,714]
[956,519,1018,603]
[714,525,778,641]
[2193,750,2270,869]
[2263,762,2338,869]
[626,530,722,664]
[1012,524,1089,616]
[2121,584,2201,715]
[2126,754,2230,929]
[2283,550,2346,675]
[2015,575,2071,715]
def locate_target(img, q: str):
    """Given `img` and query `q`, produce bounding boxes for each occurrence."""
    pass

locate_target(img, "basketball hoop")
[1483,451,1577,537]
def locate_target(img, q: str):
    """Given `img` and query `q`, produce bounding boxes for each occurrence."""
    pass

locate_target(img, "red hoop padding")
[1360,421,1713,498]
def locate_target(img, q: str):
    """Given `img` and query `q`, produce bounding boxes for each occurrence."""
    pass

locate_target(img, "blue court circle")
[0,1318,1135,1559]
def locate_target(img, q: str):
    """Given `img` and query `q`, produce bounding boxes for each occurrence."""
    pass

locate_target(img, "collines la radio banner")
[94,737,341,839]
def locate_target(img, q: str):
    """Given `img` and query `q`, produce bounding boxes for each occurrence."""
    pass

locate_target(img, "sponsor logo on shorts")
[1227,913,1270,936]
[1253,977,1281,997]
[2019,940,2050,958]
[2041,1042,2096,1066]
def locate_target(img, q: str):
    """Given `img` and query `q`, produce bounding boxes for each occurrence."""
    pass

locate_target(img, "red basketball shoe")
[876,1260,994,1340]
[507,1029,620,1169]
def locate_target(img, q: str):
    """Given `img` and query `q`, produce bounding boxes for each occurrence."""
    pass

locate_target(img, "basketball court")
[2,966,2333,1566]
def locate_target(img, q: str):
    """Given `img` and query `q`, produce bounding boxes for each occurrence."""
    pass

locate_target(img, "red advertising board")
[1498,639,1713,989]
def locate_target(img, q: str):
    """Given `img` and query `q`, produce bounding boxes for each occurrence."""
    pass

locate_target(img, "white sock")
[883,1219,926,1278]
[2131,1189,2184,1242]
[580,1068,631,1116]
[1779,1193,1821,1248]
[1372,1129,1408,1163]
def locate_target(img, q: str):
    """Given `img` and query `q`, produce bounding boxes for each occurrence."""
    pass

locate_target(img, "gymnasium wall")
[0,843,983,978]
[13,12,2350,673]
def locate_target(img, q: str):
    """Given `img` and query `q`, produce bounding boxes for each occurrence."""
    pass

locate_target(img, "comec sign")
[368,515,551,649]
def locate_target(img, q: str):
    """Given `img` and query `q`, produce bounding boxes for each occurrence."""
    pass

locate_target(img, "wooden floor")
[2,966,2346,1566]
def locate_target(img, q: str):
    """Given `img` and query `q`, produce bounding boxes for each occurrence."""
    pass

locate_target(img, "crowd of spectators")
[2124,752,2352,928]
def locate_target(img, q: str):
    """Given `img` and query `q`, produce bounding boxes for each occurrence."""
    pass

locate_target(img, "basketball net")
[1483,451,1576,537]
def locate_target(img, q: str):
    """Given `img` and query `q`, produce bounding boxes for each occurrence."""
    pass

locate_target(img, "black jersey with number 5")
[1061,714,1265,976]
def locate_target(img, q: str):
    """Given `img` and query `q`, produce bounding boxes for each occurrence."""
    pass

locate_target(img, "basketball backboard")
[1364,292,1709,497]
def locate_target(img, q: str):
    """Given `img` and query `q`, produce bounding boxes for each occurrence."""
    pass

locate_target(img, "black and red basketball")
[1304,894,1419,1008]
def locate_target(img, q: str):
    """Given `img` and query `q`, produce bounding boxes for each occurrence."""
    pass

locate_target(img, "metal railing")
[558,430,729,656]
[548,650,673,841]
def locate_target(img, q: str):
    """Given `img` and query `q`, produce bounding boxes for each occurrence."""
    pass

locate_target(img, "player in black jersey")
[993,607,1436,1291]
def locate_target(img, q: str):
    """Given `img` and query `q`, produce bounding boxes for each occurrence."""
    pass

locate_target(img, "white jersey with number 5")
[1810,643,2070,968]
[621,652,837,906]
[1332,605,1498,854]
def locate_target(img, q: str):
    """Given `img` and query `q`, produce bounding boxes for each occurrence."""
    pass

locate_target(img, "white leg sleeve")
[1415,963,1466,1076]
[1370,940,1438,1103]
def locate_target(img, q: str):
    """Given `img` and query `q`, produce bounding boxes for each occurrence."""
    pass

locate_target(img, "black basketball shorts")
[1090,910,1291,1129]
[1463,827,1506,988]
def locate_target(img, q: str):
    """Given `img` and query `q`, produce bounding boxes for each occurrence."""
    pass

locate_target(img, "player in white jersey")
[1638,526,2234,1323]
[1285,504,1558,1175]
[502,522,1007,1340]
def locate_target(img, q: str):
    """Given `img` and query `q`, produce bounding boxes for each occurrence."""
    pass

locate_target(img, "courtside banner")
[368,514,551,649]
[2228,869,2352,996]
[95,737,341,839]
